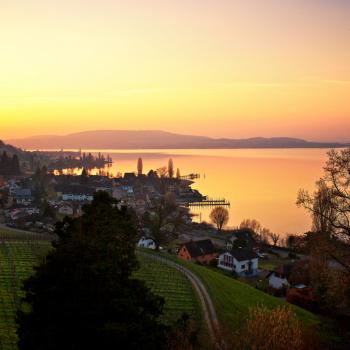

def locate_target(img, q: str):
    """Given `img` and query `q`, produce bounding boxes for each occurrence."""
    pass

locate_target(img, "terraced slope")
[135,254,201,325]
[0,240,50,349]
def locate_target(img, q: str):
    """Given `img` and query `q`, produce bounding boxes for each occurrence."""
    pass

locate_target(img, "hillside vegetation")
[147,251,319,329]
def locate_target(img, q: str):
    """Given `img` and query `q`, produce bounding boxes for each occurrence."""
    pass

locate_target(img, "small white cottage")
[137,237,156,250]
[218,248,259,276]
[267,264,292,289]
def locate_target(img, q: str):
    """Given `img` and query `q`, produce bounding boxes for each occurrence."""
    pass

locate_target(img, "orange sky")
[1,0,349,141]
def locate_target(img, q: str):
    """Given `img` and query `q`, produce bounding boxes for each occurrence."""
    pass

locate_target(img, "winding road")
[138,252,220,346]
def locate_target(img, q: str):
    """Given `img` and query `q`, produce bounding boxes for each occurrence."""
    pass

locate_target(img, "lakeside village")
[0,145,346,316]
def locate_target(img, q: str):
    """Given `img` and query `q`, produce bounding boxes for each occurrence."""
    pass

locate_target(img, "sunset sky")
[1,0,349,141]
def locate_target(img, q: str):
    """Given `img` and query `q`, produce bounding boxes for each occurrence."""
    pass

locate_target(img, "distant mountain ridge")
[6,130,349,150]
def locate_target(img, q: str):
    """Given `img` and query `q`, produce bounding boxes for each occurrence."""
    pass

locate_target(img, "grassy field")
[134,254,201,325]
[0,240,51,349]
[146,251,320,329]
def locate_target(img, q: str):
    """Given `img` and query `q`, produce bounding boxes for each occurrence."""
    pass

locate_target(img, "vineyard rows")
[135,255,201,325]
[0,240,50,350]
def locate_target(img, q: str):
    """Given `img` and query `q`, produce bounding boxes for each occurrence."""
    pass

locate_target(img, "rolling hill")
[6,130,348,150]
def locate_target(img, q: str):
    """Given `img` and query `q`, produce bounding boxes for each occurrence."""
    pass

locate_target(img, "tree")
[156,166,168,178]
[17,192,167,350]
[168,158,174,178]
[166,314,200,350]
[147,169,158,178]
[297,148,350,274]
[210,207,229,233]
[143,193,184,250]
[268,232,280,247]
[137,157,143,176]
[239,219,270,247]
[80,168,89,185]
[0,151,22,175]
[286,234,297,252]
[310,180,336,235]
[176,168,181,179]
[12,154,21,174]
[41,200,56,219]
[239,218,262,233]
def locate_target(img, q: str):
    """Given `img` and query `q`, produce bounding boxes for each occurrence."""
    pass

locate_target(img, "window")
[241,264,245,269]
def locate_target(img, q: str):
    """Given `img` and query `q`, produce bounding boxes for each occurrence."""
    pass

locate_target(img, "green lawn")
[0,240,51,349]
[134,254,201,325]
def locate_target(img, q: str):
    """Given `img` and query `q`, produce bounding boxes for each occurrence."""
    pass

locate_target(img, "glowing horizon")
[1,0,349,141]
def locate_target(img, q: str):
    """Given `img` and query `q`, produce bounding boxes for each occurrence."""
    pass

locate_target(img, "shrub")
[229,306,304,350]
[286,288,319,312]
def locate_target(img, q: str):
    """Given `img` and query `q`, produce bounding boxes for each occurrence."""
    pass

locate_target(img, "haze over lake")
[52,148,329,236]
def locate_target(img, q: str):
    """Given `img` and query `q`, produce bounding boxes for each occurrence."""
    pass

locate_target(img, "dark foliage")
[0,151,21,175]
[17,191,167,350]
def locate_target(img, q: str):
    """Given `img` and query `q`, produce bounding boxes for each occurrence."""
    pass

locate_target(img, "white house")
[62,193,94,201]
[137,237,156,250]
[218,248,259,276]
[267,264,292,289]
[268,272,290,289]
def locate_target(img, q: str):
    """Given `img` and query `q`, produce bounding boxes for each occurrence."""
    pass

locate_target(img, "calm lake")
[80,148,329,236]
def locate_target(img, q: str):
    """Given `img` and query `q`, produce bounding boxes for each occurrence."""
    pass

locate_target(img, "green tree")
[17,192,167,350]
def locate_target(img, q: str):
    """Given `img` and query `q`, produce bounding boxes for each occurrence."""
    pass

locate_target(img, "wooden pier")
[180,173,200,180]
[186,198,230,207]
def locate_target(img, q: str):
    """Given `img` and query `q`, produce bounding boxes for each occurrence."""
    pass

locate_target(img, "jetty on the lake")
[186,198,230,207]
[179,173,200,180]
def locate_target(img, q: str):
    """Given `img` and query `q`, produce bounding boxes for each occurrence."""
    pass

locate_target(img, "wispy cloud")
[110,88,161,96]
[323,79,350,85]
[217,81,284,88]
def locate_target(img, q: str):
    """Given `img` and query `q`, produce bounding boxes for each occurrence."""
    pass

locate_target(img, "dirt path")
[138,252,220,347]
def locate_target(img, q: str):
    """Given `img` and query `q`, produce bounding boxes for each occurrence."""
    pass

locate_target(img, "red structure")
[178,239,218,264]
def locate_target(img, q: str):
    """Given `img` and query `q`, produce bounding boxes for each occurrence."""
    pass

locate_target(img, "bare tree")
[156,166,168,178]
[297,147,350,274]
[210,206,229,233]
[239,218,270,247]
[137,157,143,176]
[239,218,262,233]
[268,232,280,247]
[168,158,174,178]
[143,193,185,250]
